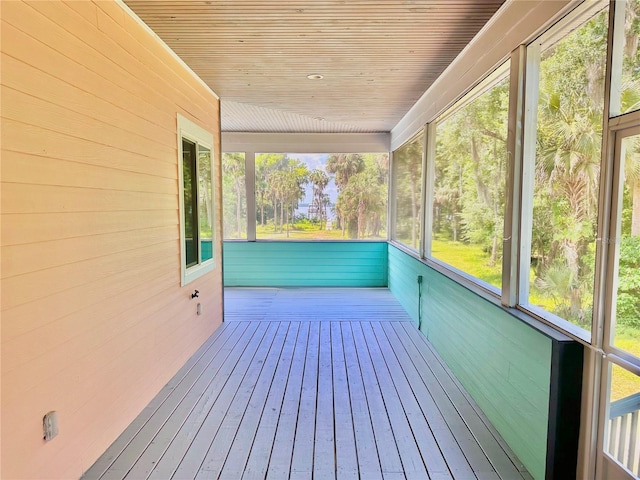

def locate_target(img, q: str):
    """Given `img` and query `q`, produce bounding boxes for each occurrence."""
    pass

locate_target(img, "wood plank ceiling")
[125,1,505,133]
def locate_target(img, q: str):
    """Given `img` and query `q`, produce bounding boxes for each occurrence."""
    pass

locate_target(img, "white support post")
[502,46,527,307]
[388,150,396,241]
[517,42,541,308]
[246,151,257,241]
[423,123,436,259]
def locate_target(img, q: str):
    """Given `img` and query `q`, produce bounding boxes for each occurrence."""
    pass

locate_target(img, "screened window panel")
[431,73,509,290]
[392,133,424,251]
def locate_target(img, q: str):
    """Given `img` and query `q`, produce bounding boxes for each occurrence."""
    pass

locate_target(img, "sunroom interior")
[2,0,640,479]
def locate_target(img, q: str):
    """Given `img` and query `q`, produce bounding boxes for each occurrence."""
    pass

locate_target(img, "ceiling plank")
[125,0,504,133]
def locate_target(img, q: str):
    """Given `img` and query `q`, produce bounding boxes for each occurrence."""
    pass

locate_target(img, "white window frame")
[515,0,610,344]
[178,114,215,286]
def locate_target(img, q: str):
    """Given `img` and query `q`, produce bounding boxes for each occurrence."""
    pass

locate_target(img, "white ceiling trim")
[222,132,390,153]
[222,100,381,133]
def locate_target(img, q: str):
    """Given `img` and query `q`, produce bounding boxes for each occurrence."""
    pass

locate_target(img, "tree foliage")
[394,136,423,249]
[434,77,509,275]
[222,152,246,239]
[429,4,640,329]
[331,154,388,239]
[529,10,610,326]
[222,152,389,239]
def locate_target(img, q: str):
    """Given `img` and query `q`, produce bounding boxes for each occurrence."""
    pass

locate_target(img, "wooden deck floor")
[83,288,531,480]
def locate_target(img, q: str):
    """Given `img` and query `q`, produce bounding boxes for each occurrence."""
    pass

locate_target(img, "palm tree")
[531,11,608,321]
[327,154,366,237]
[309,169,330,228]
[326,154,364,188]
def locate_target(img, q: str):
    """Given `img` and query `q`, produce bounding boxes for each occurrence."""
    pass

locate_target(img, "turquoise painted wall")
[388,244,551,480]
[223,241,388,287]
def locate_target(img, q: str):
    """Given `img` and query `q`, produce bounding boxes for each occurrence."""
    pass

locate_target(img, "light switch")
[43,411,59,441]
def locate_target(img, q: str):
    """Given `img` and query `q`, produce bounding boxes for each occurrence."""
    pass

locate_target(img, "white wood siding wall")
[0,1,222,478]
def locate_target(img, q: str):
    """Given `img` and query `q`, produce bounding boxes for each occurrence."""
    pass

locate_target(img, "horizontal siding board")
[429,332,548,429]
[2,241,176,310]
[388,244,551,480]
[1,210,177,246]
[227,251,388,260]
[3,151,177,194]
[2,225,177,279]
[1,183,176,214]
[3,87,175,163]
[2,283,189,406]
[223,241,388,287]
[4,265,221,371]
[422,281,551,383]
[1,256,178,341]
[1,53,176,148]
[3,292,189,442]
[93,5,216,119]
[62,0,99,26]
[9,295,223,476]
[390,244,551,391]
[224,264,386,274]
[0,22,176,133]
[2,119,178,179]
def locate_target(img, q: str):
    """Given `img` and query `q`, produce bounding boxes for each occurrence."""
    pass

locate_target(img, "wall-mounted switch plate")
[43,411,59,441]
[197,303,202,315]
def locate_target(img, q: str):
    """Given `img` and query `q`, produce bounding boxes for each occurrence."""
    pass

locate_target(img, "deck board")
[381,322,497,477]
[114,323,248,479]
[83,287,529,480]
[289,322,320,479]
[330,322,360,480]
[219,323,299,479]
[264,323,310,480]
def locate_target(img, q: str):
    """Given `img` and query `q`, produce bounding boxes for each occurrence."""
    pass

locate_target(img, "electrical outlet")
[43,411,58,441]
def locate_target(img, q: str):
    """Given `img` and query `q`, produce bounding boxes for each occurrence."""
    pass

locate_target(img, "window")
[610,0,640,117]
[254,152,388,240]
[392,132,424,251]
[520,5,608,335]
[612,131,640,358]
[604,122,640,480]
[222,153,247,239]
[178,114,215,285]
[430,66,510,290]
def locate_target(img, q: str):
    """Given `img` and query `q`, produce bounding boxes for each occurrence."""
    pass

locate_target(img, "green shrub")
[617,236,640,329]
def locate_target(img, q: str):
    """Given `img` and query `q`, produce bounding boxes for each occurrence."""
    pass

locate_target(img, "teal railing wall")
[388,244,552,480]
[223,241,388,287]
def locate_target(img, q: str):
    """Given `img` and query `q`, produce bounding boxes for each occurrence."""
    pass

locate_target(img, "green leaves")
[617,236,640,328]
